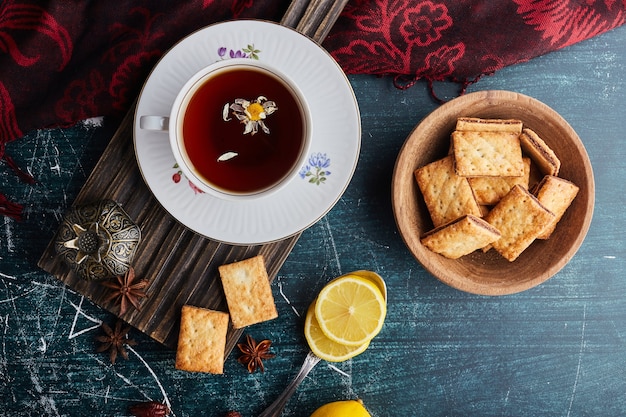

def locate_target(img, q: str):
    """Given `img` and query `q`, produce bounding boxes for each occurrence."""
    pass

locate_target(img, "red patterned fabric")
[325,0,626,93]
[1,0,624,219]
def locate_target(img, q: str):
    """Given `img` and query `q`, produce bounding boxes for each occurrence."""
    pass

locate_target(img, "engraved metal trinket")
[54,200,141,281]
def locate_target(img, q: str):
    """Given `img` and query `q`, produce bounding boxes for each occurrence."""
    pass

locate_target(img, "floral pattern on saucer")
[218,44,261,60]
[171,163,203,194]
[299,152,331,185]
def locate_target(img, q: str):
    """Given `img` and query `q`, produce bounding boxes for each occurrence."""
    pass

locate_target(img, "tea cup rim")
[169,58,312,201]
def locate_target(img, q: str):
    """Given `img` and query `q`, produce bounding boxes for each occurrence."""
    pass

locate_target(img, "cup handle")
[139,116,169,131]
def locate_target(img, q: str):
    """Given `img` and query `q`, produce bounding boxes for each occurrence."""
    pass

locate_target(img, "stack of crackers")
[175,255,278,374]
[416,117,579,262]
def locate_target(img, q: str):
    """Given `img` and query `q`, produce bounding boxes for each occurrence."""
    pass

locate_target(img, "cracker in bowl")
[484,185,555,262]
[414,155,482,228]
[420,214,501,259]
[452,130,525,177]
[414,116,578,263]
[533,175,579,239]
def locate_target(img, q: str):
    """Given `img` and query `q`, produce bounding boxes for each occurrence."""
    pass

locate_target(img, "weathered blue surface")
[1,24,625,417]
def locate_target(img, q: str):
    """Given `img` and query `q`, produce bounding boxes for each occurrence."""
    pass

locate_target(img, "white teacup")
[139,58,312,200]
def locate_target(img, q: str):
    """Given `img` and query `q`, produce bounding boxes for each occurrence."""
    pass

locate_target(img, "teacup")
[139,58,312,200]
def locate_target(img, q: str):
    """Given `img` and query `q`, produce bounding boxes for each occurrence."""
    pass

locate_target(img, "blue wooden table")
[1,23,625,417]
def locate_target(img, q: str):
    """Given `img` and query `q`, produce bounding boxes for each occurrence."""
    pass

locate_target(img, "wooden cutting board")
[37,107,300,353]
[38,1,349,357]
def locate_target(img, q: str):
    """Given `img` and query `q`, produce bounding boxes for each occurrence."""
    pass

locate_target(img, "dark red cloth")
[1,0,624,219]
[325,0,626,92]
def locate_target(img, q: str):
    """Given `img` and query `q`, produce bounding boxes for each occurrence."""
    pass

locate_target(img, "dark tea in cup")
[172,60,310,198]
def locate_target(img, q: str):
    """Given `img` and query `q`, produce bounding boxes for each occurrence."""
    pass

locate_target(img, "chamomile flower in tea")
[222,96,278,135]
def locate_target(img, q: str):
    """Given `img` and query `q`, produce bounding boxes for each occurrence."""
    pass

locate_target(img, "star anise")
[100,266,148,315]
[95,319,137,364]
[237,334,275,373]
[129,400,170,417]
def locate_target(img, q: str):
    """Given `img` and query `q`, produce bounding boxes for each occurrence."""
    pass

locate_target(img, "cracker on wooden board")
[414,155,482,228]
[455,117,523,134]
[421,214,501,259]
[218,255,278,329]
[175,305,229,374]
[452,130,525,177]
[468,157,531,205]
[519,128,561,176]
[485,185,555,262]
[534,175,579,239]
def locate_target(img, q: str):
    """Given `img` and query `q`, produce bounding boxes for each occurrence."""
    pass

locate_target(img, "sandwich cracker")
[519,128,561,176]
[455,117,523,134]
[414,155,482,228]
[485,185,555,261]
[421,215,501,259]
[534,175,579,239]
[468,157,531,205]
[452,130,525,177]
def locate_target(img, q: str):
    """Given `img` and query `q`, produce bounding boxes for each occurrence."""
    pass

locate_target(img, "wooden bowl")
[391,90,594,295]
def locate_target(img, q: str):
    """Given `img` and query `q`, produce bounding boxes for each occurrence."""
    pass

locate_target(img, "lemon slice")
[341,270,387,303]
[304,300,369,362]
[310,399,371,417]
[314,275,386,347]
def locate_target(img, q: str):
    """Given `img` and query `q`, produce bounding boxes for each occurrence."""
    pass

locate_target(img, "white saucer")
[133,20,361,245]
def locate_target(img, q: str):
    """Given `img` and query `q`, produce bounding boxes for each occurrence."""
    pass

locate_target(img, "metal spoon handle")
[258,351,321,417]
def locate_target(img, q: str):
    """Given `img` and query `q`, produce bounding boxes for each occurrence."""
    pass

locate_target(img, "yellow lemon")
[340,270,387,303]
[304,300,369,362]
[314,275,386,347]
[310,399,371,417]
